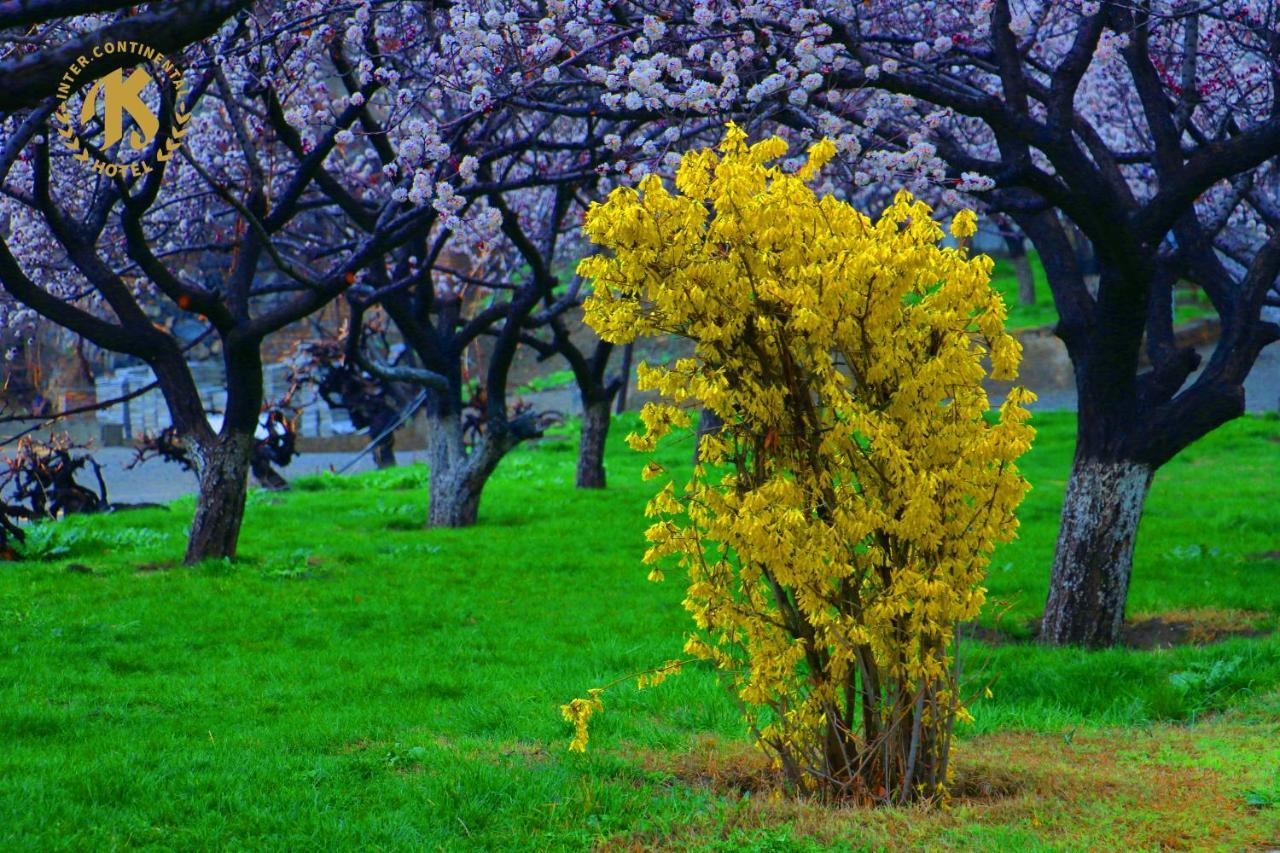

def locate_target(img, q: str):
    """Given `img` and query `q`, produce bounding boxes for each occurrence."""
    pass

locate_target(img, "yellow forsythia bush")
[568,124,1034,805]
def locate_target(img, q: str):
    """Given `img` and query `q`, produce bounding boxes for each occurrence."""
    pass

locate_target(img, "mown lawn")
[1,411,1279,850]
[990,253,1057,330]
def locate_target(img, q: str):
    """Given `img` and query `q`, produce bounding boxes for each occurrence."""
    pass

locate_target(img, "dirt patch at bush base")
[611,711,1280,851]
[1121,612,1272,648]
[632,736,1040,808]
[965,608,1274,649]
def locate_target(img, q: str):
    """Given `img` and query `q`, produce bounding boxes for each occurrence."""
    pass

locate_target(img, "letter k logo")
[81,67,159,151]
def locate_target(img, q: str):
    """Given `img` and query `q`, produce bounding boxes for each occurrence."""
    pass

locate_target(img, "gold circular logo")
[53,41,190,177]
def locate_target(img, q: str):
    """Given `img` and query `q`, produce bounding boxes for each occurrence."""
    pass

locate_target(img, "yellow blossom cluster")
[573,125,1034,804]
[561,688,604,753]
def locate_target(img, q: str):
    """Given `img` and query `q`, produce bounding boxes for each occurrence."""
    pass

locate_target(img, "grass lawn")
[2,411,1279,850]
[990,254,1057,330]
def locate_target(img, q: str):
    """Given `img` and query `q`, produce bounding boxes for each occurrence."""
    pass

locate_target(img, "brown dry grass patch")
[967,607,1275,649]
[1124,608,1275,648]
[606,715,1280,851]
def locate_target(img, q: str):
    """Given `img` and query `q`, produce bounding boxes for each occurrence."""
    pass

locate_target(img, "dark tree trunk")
[575,398,612,489]
[425,410,475,527]
[184,340,264,565]
[1040,258,1160,647]
[692,407,724,463]
[1041,455,1153,647]
[185,430,256,565]
[372,438,397,469]
[615,343,633,414]
[1006,238,1036,307]
[251,462,289,492]
[1015,217,1173,648]
[423,409,515,528]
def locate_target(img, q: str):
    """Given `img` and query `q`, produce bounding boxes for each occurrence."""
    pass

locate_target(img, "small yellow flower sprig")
[559,690,604,754]
[559,659,688,752]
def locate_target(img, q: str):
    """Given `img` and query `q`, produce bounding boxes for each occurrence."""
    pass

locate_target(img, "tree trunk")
[422,398,533,526]
[185,430,256,565]
[692,407,724,463]
[1001,235,1036,307]
[427,469,483,526]
[615,343,633,414]
[423,409,506,528]
[372,438,397,469]
[575,399,611,489]
[1040,456,1153,647]
[426,410,471,526]
[1012,251,1036,307]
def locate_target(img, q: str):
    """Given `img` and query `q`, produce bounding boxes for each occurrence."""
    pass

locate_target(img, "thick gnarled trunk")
[426,410,474,527]
[1040,456,1153,647]
[575,399,612,489]
[184,341,264,564]
[185,430,256,565]
[424,410,515,528]
[427,473,483,527]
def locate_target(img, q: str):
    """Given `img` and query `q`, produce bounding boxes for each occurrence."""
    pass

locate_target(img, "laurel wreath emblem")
[54,103,190,166]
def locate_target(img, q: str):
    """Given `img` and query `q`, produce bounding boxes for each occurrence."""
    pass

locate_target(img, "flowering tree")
[335,241,561,527]
[821,1,1280,646]
[454,189,627,490]
[0,5,450,562]
[3,1,655,538]
[280,18,701,511]
[569,127,1033,803]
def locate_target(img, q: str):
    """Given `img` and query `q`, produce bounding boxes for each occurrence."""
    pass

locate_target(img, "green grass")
[514,368,576,395]
[990,253,1056,330]
[2,412,1279,849]
[990,252,1216,331]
